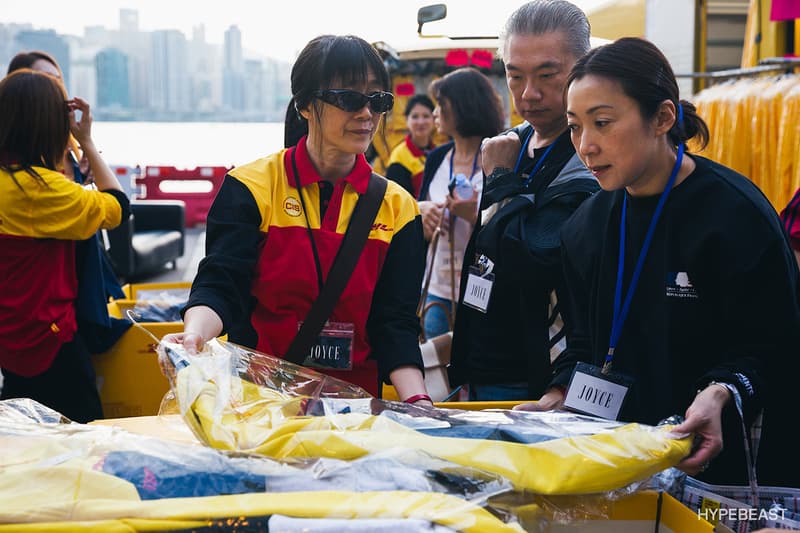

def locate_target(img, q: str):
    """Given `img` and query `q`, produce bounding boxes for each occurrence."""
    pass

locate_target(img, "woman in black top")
[518,37,800,486]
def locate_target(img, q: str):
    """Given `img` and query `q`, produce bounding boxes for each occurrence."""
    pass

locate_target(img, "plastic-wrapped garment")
[158,339,692,496]
[692,75,800,211]
[776,83,800,205]
[268,515,458,532]
[754,76,800,205]
[0,399,521,532]
[131,289,190,323]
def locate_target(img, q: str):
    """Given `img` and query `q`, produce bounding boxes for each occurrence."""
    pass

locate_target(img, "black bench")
[108,200,186,281]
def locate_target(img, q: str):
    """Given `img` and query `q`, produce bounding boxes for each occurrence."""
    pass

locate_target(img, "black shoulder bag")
[284,173,388,364]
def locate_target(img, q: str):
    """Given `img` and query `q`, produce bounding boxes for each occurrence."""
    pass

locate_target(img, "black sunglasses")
[313,89,394,113]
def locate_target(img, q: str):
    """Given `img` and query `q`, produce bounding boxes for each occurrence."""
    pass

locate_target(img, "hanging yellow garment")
[776,82,800,207]
[692,74,800,210]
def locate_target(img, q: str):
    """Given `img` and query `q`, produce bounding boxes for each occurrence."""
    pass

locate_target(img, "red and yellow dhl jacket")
[0,166,127,376]
[385,135,430,199]
[186,137,425,395]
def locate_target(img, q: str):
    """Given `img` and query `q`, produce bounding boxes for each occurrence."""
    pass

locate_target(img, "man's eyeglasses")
[313,89,394,114]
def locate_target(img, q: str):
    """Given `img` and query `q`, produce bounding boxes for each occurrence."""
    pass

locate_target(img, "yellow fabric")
[228,149,419,242]
[176,369,692,496]
[0,465,141,523]
[0,166,122,239]
[776,83,800,203]
[387,137,426,180]
[692,74,800,210]
[0,490,522,532]
[0,415,520,531]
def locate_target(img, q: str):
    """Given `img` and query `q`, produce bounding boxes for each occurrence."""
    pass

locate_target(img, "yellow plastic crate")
[119,281,192,300]
[92,299,181,419]
[382,384,528,410]
[435,400,527,410]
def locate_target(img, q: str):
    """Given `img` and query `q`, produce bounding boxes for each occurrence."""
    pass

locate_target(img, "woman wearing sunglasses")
[173,35,432,405]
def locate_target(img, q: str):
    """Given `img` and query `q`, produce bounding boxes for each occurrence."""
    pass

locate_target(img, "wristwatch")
[486,166,512,185]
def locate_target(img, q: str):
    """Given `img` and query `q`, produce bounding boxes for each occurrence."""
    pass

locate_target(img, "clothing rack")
[687,61,800,212]
[675,57,800,81]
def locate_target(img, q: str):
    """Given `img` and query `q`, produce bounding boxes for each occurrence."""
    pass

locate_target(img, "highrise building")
[119,9,139,34]
[222,25,245,111]
[68,36,98,106]
[188,24,217,113]
[150,29,190,115]
[96,47,130,109]
[116,9,149,110]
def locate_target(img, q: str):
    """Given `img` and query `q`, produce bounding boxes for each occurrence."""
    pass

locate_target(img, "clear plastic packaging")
[158,338,693,497]
[131,289,189,322]
[0,398,521,531]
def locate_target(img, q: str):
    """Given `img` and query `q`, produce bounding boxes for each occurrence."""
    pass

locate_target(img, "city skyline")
[1,9,292,122]
[1,0,610,62]
[1,0,614,122]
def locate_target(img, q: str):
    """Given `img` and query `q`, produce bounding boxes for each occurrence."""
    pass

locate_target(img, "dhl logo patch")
[283,197,302,217]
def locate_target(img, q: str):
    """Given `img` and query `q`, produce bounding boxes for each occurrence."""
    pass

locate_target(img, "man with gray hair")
[448,0,599,403]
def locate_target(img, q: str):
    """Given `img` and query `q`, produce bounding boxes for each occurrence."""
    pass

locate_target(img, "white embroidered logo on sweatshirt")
[666,271,699,299]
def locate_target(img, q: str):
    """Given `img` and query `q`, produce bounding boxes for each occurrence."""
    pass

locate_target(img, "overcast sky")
[2,0,610,61]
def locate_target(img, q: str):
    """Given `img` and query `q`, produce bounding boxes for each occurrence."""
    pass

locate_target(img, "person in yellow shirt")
[384,94,436,198]
[0,70,128,422]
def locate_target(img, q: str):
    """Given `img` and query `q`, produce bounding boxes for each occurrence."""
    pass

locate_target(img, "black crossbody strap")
[284,173,388,364]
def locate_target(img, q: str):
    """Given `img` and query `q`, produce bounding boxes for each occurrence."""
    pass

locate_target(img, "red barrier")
[136,166,231,227]
[110,165,142,199]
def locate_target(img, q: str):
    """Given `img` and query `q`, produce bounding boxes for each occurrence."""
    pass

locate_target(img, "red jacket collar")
[285,135,372,194]
[405,135,429,158]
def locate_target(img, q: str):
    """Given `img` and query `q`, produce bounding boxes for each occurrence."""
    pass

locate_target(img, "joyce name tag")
[563,362,632,420]
[462,266,494,313]
[300,321,354,371]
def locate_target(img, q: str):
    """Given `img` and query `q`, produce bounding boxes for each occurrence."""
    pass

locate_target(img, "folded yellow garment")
[177,369,693,495]
[0,490,523,532]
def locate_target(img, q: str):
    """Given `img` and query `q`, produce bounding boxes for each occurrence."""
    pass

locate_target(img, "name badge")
[299,321,354,370]
[462,266,494,313]
[563,362,632,420]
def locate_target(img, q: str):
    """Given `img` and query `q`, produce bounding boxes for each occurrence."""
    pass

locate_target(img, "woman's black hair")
[429,67,505,139]
[284,99,306,148]
[403,94,434,116]
[284,34,391,146]
[567,37,709,150]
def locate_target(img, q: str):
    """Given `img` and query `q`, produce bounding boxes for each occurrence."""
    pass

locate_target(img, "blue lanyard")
[514,128,556,186]
[605,142,686,373]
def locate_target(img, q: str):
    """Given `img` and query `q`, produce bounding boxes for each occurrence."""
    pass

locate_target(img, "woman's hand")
[671,383,732,475]
[165,306,224,355]
[418,200,447,241]
[512,386,565,411]
[446,187,479,225]
[389,365,433,407]
[161,332,206,355]
[67,97,94,148]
